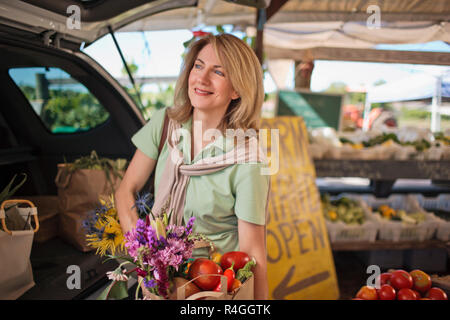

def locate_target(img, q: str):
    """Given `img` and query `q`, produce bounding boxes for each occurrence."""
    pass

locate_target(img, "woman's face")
[188,43,239,114]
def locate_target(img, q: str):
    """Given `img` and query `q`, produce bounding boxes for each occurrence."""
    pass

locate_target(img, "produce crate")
[307,143,327,160]
[414,194,450,241]
[323,194,379,243]
[361,194,439,242]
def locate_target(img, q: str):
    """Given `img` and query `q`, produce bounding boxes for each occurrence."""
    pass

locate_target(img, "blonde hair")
[167,33,264,132]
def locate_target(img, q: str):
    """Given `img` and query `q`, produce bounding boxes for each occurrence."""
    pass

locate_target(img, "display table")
[314,159,450,197]
[331,240,450,251]
[314,160,450,180]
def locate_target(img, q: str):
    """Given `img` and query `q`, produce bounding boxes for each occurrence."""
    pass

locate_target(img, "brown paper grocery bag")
[58,210,93,252]
[55,164,123,252]
[143,275,228,300]
[0,200,39,300]
[55,164,123,213]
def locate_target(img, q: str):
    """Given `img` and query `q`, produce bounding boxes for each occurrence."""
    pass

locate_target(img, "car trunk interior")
[0,34,143,299]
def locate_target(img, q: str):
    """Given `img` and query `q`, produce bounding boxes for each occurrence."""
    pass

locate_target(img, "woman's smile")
[194,88,213,95]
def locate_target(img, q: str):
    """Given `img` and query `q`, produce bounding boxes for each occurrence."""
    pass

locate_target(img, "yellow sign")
[261,117,339,300]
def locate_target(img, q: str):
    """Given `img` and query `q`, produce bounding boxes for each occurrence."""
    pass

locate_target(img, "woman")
[116,34,270,299]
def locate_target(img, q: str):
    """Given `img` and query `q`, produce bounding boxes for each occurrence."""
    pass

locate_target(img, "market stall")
[256,0,450,300]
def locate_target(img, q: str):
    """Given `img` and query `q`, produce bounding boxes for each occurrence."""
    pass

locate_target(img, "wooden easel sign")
[260,117,339,300]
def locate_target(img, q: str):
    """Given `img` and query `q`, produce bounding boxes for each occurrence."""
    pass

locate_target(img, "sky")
[82,29,450,94]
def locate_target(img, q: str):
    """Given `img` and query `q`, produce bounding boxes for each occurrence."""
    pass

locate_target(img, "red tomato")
[188,258,223,291]
[390,270,413,290]
[356,286,378,300]
[409,269,432,294]
[412,289,421,299]
[425,287,448,300]
[220,251,251,272]
[397,288,418,300]
[378,273,392,286]
[377,284,396,300]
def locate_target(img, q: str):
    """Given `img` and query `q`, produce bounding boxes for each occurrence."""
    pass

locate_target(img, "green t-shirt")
[131,107,270,257]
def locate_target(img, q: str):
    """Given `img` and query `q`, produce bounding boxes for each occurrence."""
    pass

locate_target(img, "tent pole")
[362,95,371,131]
[255,8,266,65]
[431,76,442,133]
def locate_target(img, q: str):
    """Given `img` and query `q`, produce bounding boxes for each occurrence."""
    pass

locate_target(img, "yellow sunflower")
[87,216,125,256]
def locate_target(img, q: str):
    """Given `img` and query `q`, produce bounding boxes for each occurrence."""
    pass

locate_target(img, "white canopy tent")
[263,21,450,51]
[117,0,450,52]
[113,0,450,121]
[363,71,450,132]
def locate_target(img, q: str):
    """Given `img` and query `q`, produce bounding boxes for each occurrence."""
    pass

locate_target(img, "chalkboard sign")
[276,90,343,130]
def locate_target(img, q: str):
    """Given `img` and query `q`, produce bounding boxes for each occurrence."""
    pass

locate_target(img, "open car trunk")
[0,29,143,300]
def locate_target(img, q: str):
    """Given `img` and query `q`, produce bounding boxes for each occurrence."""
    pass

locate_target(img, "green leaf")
[103,255,135,265]
[216,25,225,34]
[97,281,129,300]
[0,173,27,204]
[96,282,114,300]
[136,277,144,300]
[108,281,129,300]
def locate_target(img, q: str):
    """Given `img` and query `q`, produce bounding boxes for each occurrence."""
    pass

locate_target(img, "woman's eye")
[215,70,224,76]
[194,64,202,69]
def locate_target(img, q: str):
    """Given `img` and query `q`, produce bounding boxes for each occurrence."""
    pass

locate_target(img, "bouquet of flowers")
[125,212,203,299]
[93,192,207,300]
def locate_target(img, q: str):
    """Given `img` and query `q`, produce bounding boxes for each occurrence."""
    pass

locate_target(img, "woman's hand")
[115,149,156,235]
[238,219,269,300]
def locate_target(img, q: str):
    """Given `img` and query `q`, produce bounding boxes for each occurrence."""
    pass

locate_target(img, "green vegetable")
[363,133,400,147]
[408,212,426,224]
[236,260,256,283]
[65,150,128,193]
[0,173,27,205]
[321,194,366,224]
[339,137,354,145]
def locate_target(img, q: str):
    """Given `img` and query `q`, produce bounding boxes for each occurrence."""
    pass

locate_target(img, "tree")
[324,81,366,105]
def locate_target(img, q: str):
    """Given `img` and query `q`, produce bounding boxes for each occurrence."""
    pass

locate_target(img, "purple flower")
[144,278,157,289]
[167,238,185,253]
[133,192,154,217]
[136,219,146,233]
[82,210,103,237]
[186,216,195,235]
[124,238,140,259]
[167,225,185,238]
